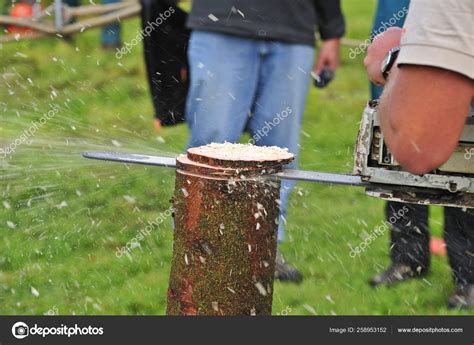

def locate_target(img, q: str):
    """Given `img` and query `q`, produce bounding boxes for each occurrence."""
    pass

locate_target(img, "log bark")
[167,143,293,315]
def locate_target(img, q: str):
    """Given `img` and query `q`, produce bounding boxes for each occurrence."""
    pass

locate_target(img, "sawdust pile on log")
[188,142,294,163]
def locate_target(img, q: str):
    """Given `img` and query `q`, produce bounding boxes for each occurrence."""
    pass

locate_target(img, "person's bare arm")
[312,0,345,74]
[378,65,472,175]
[364,27,473,175]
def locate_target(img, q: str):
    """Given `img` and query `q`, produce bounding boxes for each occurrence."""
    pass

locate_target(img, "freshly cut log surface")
[187,142,294,168]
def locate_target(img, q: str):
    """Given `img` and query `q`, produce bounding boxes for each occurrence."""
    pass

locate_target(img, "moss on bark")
[167,146,290,315]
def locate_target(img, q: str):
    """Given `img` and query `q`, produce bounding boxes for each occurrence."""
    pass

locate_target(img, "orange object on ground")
[430,238,447,256]
[8,3,33,34]
[154,118,162,133]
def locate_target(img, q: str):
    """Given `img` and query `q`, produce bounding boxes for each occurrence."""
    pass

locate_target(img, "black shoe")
[275,250,303,283]
[447,284,474,309]
[369,264,426,287]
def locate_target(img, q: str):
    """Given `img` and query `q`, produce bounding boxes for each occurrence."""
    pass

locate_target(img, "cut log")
[167,143,294,315]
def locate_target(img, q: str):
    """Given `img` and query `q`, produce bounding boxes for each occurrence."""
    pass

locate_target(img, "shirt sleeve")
[397,0,474,79]
[313,0,345,40]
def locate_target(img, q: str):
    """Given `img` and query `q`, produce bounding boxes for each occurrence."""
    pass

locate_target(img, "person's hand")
[313,38,341,75]
[364,27,403,86]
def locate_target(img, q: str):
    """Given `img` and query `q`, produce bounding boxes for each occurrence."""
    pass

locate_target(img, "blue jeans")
[63,0,121,45]
[101,0,121,46]
[370,0,410,99]
[186,31,314,242]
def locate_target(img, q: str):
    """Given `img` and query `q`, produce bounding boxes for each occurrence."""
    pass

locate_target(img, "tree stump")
[167,143,294,315]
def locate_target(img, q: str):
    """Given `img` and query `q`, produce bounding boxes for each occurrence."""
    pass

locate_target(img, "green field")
[0,0,470,315]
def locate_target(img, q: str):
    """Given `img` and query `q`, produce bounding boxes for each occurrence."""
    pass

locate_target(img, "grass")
[0,0,469,315]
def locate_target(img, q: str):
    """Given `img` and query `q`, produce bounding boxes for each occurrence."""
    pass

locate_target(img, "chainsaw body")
[354,100,474,208]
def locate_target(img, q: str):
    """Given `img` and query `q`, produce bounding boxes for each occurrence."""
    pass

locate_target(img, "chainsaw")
[83,101,474,209]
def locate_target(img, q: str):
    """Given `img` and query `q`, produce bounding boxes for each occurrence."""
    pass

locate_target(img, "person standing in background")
[368,0,456,290]
[100,0,121,50]
[185,0,345,282]
[62,0,121,49]
[367,0,434,288]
